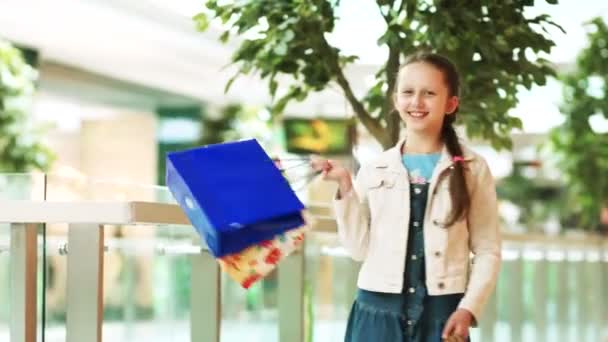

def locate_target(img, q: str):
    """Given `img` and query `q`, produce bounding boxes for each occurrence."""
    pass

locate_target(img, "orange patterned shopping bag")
[218,225,308,288]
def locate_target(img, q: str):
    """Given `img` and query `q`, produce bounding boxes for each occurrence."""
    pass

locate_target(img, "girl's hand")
[441,308,473,341]
[310,155,352,194]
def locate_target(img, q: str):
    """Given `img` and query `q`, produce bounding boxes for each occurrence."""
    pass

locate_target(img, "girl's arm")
[332,165,372,262]
[457,159,502,324]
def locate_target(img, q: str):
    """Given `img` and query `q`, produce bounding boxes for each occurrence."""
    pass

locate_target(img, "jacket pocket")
[445,222,469,276]
[366,174,397,223]
[367,175,396,189]
[446,258,467,276]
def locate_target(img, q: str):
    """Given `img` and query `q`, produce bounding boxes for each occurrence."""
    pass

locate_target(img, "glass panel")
[39,176,182,341]
[41,223,202,342]
[0,223,10,341]
[0,173,45,200]
[44,174,174,203]
[42,222,68,342]
[305,231,357,342]
[0,173,45,340]
[101,224,193,341]
[302,230,608,342]
[489,245,607,342]
[220,257,279,341]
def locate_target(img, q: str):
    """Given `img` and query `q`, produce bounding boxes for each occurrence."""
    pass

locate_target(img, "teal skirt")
[344,289,468,342]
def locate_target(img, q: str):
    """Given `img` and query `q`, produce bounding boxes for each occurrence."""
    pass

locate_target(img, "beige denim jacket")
[333,138,501,322]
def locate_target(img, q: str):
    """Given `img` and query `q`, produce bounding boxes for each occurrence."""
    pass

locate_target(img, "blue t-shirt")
[401,153,441,184]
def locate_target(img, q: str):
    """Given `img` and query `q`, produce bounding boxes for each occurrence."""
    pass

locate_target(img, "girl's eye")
[400,89,435,96]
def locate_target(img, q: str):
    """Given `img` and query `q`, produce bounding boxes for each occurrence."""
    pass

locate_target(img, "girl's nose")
[411,93,423,108]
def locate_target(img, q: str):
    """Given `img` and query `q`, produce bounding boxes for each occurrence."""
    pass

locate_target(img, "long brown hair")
[398,51,470,226]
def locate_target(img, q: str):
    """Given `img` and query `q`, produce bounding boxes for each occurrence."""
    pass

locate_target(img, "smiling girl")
[311,51,501,342]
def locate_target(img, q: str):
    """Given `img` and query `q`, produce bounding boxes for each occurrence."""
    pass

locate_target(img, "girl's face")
[394,62,459,137]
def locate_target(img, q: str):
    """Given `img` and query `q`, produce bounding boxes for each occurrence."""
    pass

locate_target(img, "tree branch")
[384,44,401,145]
[379,1,405,146]
[376,0,396,23]
[318,37,390,148]
[334,64,390,147]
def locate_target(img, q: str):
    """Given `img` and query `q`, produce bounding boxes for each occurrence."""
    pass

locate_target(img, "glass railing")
[40,173,187,342]
[41,224,201,342]
[0,173,46,342]
[1,173,607,342]
[0,222,11,342]
[303,232,608,342]
[479,236,607,342]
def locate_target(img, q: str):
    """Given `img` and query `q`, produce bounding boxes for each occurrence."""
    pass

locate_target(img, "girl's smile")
[407,111,430,118]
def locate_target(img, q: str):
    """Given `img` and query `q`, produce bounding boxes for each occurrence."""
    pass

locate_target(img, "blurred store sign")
[283,118,355,155]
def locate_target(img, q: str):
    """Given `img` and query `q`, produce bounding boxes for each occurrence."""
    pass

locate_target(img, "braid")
[442,117,470,226]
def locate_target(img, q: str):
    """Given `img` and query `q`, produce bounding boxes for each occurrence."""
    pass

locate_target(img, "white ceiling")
[0,0,373,117]
[1,0,607,127]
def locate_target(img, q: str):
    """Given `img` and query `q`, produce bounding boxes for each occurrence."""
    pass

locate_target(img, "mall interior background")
[0,0,607,341]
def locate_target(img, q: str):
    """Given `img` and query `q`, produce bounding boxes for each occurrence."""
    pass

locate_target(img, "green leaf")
[219,31,230,43]
[193,13,210,31]
[0,40,55,172]
[274,42,288,56]
[224,74,237,93]
[283,29,295,42]
[269,78,278,97]
[548,17,608,229]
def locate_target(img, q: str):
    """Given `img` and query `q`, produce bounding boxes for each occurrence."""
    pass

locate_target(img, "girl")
[311,52,501,341]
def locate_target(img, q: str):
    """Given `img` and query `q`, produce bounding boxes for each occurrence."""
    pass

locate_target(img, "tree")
[549,17,608,230]
[0,40,54,172]
[194,0,563,149]
[497,160,563,232]
[198,103,242,146]
[198,103,276,149]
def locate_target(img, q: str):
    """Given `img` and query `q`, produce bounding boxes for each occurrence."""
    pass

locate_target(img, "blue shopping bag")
[166,139,306,257]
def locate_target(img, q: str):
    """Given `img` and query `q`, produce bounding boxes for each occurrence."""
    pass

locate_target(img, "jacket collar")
[371,137,476,174]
